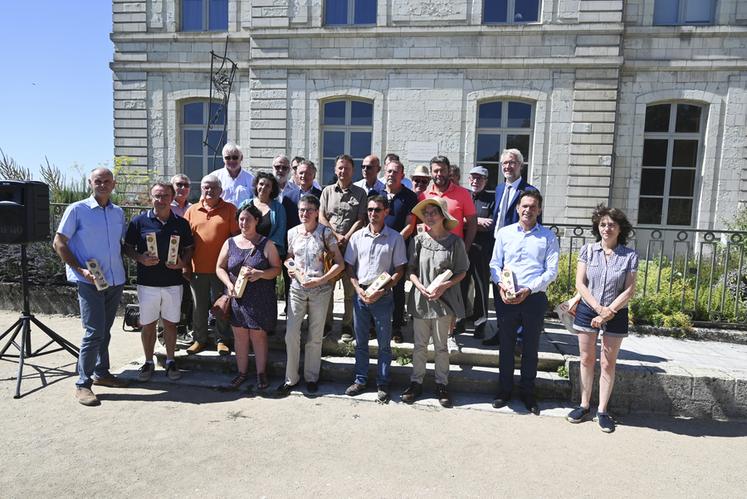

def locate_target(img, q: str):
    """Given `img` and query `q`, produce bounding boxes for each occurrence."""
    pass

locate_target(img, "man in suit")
[483,148,541,346]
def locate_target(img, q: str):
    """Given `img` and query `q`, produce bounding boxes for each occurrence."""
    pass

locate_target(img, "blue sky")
[0,2,113,180]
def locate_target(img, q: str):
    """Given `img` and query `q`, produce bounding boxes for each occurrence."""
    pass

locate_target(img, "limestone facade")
[111,0,747,227]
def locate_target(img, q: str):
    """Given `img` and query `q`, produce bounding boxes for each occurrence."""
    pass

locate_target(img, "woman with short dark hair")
[248,172,287,256]
[567,205,638,433]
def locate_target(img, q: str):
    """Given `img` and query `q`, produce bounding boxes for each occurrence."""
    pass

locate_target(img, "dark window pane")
[350,101,373,126]
[208,0,228,30]
[506,134,529,160]
[211,154,224,170]
[640,168,666,196]
[322,158,336,185]
[642,139,668,166]
[323,101,346,125]
[645,104,671,132]
[675,104,702,133]
[184,156,204,182]
[653,0,677,25]
[478,102,502,128]
[507,102,532,128]
[182,0,203,31]
[476,134,501,163]
[484,0,507,23]
[354,0,376,24]
[670,169,696,197]
[183,102,204,125]
[208,103,226,125]
[206,130,225,151]
[684,0,713,23]
[183,130,204,156]
[484,164,501,192]
[638,197,663,225]
[514,0,539,22]
[672,140,698,168]
[322,131,345,159]
[325,0,348,25]
[667,198,693,226]
[350,132,372,160]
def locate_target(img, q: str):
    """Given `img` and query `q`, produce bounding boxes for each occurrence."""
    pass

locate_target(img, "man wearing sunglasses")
[170,174,192,217]
[354,154,385,196]
[343,194,407,402]
[210,143,254,208]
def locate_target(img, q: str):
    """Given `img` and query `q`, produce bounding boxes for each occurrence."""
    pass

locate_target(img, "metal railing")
[548,224,747,326]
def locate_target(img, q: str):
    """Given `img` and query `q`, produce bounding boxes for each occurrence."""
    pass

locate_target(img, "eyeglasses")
[502,160,519,166]
[412,178,429,184]
[224,155,240,161]
[273,164,290,171]
[367,207,384,213]
[175,182,190,188]
[298,207,317,213]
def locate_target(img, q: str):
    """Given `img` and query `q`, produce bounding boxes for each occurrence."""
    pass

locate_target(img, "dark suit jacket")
[492,178,541,227]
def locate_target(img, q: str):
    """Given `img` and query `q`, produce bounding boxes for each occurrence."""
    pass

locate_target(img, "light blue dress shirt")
[489,222,559,294]
[57,196,127,286]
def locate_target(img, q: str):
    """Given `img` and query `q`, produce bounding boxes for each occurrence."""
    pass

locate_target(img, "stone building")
[111,0,747,228]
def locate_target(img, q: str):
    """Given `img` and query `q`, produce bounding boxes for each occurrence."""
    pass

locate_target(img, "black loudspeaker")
[0,180,50,244]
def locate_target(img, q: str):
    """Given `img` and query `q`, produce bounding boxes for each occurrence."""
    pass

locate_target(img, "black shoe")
[275,382,297,397]
[492,393,511,409]
[522,396,540,415]
[345,382,367,397]
[306,381,319,393]
[377,385,390,403]
[567,406,591,424]
[482,334,500,346]
[597,412,616,433]
[392,329,403,344]
[454,320,466,335]
[436,383,452,408]
[401,381,423,404]
[474,322,486,339]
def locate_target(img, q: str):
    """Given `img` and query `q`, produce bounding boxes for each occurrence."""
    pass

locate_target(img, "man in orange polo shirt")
[425,155,477,348]
[183,174,240,355]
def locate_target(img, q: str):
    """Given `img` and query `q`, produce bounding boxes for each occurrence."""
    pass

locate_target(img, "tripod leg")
[0,319,24,357]
[14,319,30,399]
[30,316,80,358]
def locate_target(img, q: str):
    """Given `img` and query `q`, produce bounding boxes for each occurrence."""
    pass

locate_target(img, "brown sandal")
[257,373,269,390]
[229,372,249,391]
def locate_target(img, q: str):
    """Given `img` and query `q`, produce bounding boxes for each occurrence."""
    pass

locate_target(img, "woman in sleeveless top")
[216,203,281,390]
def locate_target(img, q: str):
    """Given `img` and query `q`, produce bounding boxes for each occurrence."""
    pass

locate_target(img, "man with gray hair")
[210,143,253,207]
[170,173,192,217]
[273,154,301,204]
[183,174,240,355]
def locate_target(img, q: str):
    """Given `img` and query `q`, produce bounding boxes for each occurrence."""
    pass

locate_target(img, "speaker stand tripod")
[0,244,79,398]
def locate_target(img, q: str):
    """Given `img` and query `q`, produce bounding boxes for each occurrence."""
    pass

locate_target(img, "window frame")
[180,100,227,190]
[474,99,535,190]
[637,101,706,228]
[180,0,229,32]
[320,98,374,185]
[653,0,716,26]
[482,0,541,25]
[323,0,377,27]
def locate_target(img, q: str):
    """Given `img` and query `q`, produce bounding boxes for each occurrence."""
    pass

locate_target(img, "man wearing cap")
[465,166,495,339]
[410,164,430,201]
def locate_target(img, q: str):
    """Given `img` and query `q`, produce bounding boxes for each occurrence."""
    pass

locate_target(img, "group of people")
[54,143,638,433]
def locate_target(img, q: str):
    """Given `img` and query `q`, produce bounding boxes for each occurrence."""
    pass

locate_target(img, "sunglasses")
[274,164,290,171]
[367,207,384,213]
[412,178,429,184]
[224,155,240,161]
[175,182,190,188]
[362,164,376,170]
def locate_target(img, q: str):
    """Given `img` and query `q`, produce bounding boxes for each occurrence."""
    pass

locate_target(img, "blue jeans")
[353,291,393,387]
[76,282,124,388]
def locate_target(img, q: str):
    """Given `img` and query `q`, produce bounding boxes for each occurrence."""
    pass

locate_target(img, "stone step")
[148,349,571,401]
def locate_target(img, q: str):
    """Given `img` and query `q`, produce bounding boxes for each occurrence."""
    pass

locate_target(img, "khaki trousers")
[285,286,333,385]
[411,315,452,385]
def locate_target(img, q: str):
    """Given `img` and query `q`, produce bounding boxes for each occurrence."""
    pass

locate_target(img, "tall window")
[653,0,715,25]
[483,0,540,24]
[320,99,373,184]
[182,101,227,187]
[324,0,377,26]
[182,0,228,31]
[475,100,533,190]
[638,103,704,226]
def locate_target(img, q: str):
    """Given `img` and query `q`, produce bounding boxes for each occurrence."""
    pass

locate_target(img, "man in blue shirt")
[489,190,558,415]
[53,168,130,406]
[124,182,194,382]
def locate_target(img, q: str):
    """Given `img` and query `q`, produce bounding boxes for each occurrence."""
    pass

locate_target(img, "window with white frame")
[324,0,377,26]
[483,0,540,24]
[181,0,228,31]
[181,101,227,187]
[320,99,373,184]
[475,100,534,190]
[637,102,705,226]
[653,0,715,25]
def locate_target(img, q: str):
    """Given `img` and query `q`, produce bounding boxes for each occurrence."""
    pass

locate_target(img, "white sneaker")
[447,335,460,354]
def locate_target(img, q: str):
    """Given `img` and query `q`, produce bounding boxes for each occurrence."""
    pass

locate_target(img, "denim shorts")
[573,300,629,337]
